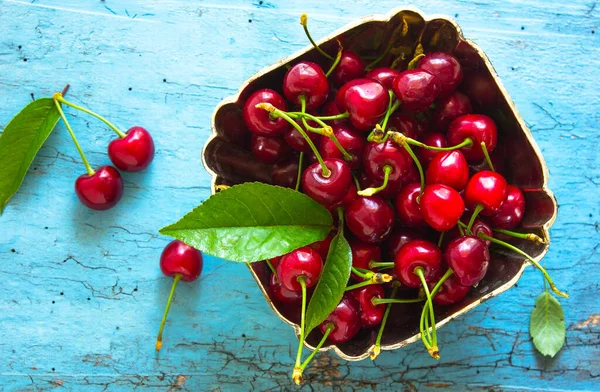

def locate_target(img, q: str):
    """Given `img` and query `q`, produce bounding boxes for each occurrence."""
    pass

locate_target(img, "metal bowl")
[203,7,557,361]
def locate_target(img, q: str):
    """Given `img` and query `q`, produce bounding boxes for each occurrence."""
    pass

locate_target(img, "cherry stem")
[325,42,343,77]
[380,91,400,133]
[300,14,334,61]
[437,231,445,247]
[156,274,182,351]
[365,43,393,71]
[351,266,369,279]
[53,98,95,176]
[415,267,439,359]
[266,259,277,278]
[296,322,334,383]
[457,223,465,236]
[61,84,70,96]
[337,207,345,236]
[481,142,495,172]
[404,135,473,152]
[371,281,400,360]
[295,152,304,192]
[345,279,378,291]
[288,112,350,121]
[297,110,353,161]
[294,276,308,375]
[478,233,568,298]
[352,173,362,191]
[407,53,425,70]
[369,261,394,269]
[467,204,485,234]
[54,94,127,138]
[419,269,453,349]
[372,297,424,305]
[401,139,425,196]
[493,228,545,244]
[358,165,392,197]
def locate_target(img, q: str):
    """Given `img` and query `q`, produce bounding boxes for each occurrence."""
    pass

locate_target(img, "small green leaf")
[530,291,566,357]
[305,231,352,335]
[159,182,333,262]
[0,98,61,214]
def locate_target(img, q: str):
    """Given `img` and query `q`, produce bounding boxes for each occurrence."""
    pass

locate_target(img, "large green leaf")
[530,291,566,357]
[0,98,61,214]
[159,182,333,262]
[304,230,352,335]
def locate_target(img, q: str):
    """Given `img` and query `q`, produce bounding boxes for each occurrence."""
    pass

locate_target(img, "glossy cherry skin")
[330,49,366,86]
[283,61,329,110]
[108,126,155,172]
[417,52,463,98]
[447,114,497,161]
[420,184,465,231]
[269,273,302,305]
[310,233,334,260]
[320,100,347,125]
[464,170,508,216]
[160,240,203,282]
[430,273,470,305]
[444,236,490,286]
[394,183,426,227]
[75,166,124,211]
[392,69,441,113]
[243,89,289,136]
[388,113,422,139]
[366,67,400,90]
[432,91,472,131]
[276,246,323,291]
[338,78,390,131]
[426,150,469,191]
[394,240,442,288]
[383,228,425,261]
[319,124,366,170]
[284,125,321,153]
[346,196,395,243]
[327,183,357,212]
[251,135,291,164]
[319,293,361,343]
[350,240,381,280]
[363,140,412,184]
[489,185,525,229]
[301,158,352,206]
[417,132,447,165]
[271,159,299,188]
[351,284,385,327]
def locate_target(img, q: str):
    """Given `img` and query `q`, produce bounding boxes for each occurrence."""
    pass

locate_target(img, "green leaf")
[0,98,61,214]
[159,182,333,262]
[305,231,352,335]
[530,291,566,357]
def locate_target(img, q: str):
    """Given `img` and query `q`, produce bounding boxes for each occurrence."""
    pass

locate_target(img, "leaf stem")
[54,94,127,138]
[156,274,181,351]
[53,99,95,176]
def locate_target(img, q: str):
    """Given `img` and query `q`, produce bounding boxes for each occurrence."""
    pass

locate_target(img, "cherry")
[383,228,425,261]
[156,240,203,350]
[394,240,442,288]
[251,135,291,164]
[271,159,300,188]
[301,158,352,206]
[283,62,329,110]
[447,114,497,161]
[284,125,321,153]
[320,100,347,125]
[269,273,302,305]
[430,272,470,305]
[469,218,493,246]
[319,293,361,343]
[337,78,390,131]
[243,89,289,136]
[319,124,366,169]
[489,185,525,229]
[362,140,412,186]
[394,183,426,227]
[444,235,490,286]
[464,170,507,216]
[351,284,385,328]
[276,247,323,291]
[392,69,441,113]
[366,67,400,90]
[330,49,366,86]
[107,126,155,172]
[356,170,403,200]
[328,183,357,212]
[419,184,465,231]
[426,150,469,191]
[75,165,124,211]
[432,91,472,130]
[310,233,334,260]
[417,132,447,165]
[417,52,463,97]
[388,113,422,139]
[346,196,394,243]
[350,240,381,280]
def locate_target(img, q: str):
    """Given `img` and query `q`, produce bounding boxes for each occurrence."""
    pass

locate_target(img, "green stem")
[156,274,181,351]
[493,228,545,244]
[481,141,495,172]
[294,276,308,370]
[357,165,392,196]
[437,231,445,248]
[296,109,352,161]
[351,266,369,280]
[457,223,465,236]
[266,259,277,277]
[295,152,304,192]
[467,204,485,234]
[300,14,334,61]
[371,282,400,359]
[352,173,362,191]
[380,94,400,133]
[415,267,439,359]
[369,261,394,269]
[288,112,349,121]
[407,137,473,152]
[372,297,424,305]
[53,99,95,176]
[402,141,425,196]
[55,94,126,138]
[299,323,334,371]
[325,45,343,77]
[345,280,377,291]
[365,44,392,71]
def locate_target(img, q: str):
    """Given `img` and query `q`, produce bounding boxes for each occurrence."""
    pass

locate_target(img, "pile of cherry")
[236,16,567,384]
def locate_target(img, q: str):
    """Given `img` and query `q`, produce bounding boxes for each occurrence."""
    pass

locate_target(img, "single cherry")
[269,273,302,305]
[351,284,385,328]
[447,114,497,161]
[392,69,441,113]
[319,293,361,343]
[366,67,400,90]
[464,170,508,216]
[394,240,442,288]
[346,196,395,243]
[417,132,447,165]
[350,240,381,280]
[417,52,463,97]
[430,272,470,305]
[362,140,412,187]
[337,78,390,131]
[301,158,352,206]
[251,135,291,164]
[489,185,525,229]
[276,247,323,291]
[327,183,357,212]
[330,49,366,86]
[426,150,469,191]
[243,89,289,136]
[444,235,490,286]
[388,113,423,139]
[383,227,426,261]
[75,165,124,211]
[394,183,426,227]
[156,240,203,350]
[432,91,472,131]
[419,184,465,231]
[319,124,366,169]
[283,61,329,110]
[108,126,155,172]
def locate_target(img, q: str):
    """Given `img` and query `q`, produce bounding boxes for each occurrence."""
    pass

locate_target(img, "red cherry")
[426,150,469,191]
[251,135,291,164]
[420,184,465,231]
[417,52,463,97]
[160,240,203,281]
[430,272,470,305]
[356,171,403,200]
[392,69,441,113]
[319,293,361,343]
[276,247,323,291]
[319,124,366,170]
[469,218,493,246]
[351,284,385,327]
[366,67,400,89]
[283,62,329,110]
[394,240,442,288]
[320,100,347,125]
[284,123,321,153]
[383,228,426,261]
[75,165,124,211]
[447,114,497,161]
[417,132,447,165]
[432,92,472,131]
[489,185,525,229]
[108,126,155,172]
[310,233,334,260]
[350,240,381,280]
[301,158,352,206]
[327,182,357,212]
[464,170,508,216]
[394,183,426,227]
[330,50,366,86]
[346,196,394,243]
[338,78,390,131]
[243,89,289,136]
[362,140,412,185]
[269,273,302,305]
[388,113,422,139]
[444,236,490,286]
[271,159,300,188]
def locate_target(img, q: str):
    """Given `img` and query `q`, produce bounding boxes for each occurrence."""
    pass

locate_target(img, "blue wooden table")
[1,1,598,390]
